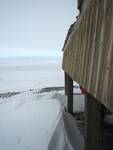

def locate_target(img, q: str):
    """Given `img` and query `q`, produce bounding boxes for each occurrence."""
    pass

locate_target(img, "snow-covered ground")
[0,91,67,150]
[0,57,64,93]
[0,90,84,150]
[0,57,84,150]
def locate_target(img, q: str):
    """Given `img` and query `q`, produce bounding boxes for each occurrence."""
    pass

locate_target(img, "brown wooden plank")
[85,93,102,150]
[65,72,73,114]
[62,0,113,112]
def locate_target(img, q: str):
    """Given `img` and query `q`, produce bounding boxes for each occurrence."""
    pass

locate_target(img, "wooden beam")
[85,93,102,150]
[65,72,73,114]
[65,72,68,95]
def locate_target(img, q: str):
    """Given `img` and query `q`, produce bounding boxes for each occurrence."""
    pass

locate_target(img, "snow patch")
[0,91,74,150]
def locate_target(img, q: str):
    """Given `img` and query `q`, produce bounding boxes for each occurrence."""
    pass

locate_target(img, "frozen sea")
[0,56,84,150]
[0,56,64,93]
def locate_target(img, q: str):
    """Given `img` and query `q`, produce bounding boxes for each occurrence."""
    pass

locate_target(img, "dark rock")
[0,92,20,98]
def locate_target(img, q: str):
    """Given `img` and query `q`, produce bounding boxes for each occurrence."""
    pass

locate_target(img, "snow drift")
[0,91,75,150]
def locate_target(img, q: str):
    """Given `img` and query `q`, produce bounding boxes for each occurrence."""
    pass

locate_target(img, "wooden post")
[85,93,102,150]
[65,72,68,95]
[65,72,73,114]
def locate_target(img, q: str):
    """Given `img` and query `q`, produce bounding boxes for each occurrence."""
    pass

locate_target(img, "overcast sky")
[0,0,78,57]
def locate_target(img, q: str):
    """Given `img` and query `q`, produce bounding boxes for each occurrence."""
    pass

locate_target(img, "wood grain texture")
[62,0,113,112]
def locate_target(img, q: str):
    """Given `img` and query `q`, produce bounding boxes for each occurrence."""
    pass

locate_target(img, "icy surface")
[0,91,74,150]
[0,57,64,93]
[73,95,85,113]
[0,57,85,150]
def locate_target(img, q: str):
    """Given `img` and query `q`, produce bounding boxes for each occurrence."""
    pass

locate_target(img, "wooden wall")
[62,0,113,112]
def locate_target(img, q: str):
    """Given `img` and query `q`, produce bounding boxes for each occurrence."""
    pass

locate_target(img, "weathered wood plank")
[62,0,113,112]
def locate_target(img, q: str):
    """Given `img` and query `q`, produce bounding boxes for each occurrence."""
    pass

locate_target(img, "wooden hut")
[62,0,113,149]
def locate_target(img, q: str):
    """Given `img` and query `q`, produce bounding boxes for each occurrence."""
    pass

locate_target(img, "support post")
[85,93,102,150]
[65,72,68,95]
[65,72,73,114]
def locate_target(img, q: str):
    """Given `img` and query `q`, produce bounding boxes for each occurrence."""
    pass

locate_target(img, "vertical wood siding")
[62,0,113,112]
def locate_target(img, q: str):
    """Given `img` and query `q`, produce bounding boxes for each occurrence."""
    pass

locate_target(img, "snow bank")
[0,91,73,150]
[63,112,84,150]
[48,115,73,150]
[73,95,85,113]
[41,91,85,113]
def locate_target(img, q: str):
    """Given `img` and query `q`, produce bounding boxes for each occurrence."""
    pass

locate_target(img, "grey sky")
[0,0,78,57]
